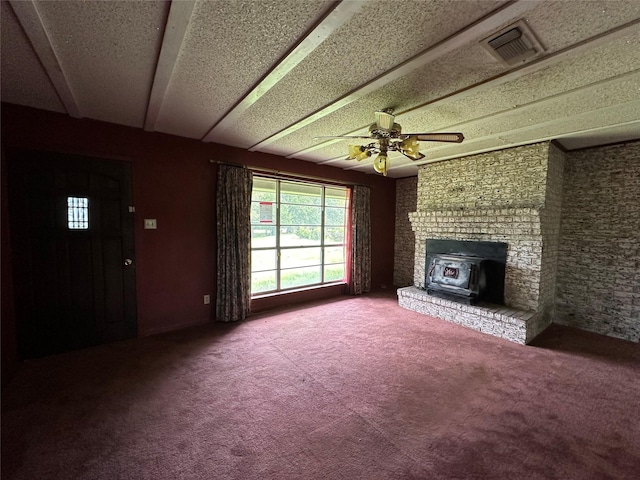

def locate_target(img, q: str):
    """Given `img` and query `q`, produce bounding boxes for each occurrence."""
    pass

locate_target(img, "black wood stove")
[427,254,486,303]
[425,239,507,305]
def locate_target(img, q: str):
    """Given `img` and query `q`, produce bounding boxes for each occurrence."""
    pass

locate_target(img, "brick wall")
[398,142,565,343]
[537,143,565,334]
[393,176,417,287]
[555,141,640,342]
[416,142,549,211]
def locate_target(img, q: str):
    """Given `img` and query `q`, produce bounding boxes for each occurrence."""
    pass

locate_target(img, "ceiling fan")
[317,109,464,176]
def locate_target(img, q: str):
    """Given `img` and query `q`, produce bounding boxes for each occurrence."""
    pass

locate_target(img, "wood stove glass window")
[67,196,89,230]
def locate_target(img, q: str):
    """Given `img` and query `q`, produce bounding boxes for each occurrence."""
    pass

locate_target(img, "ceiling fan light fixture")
[355,149,371,161]
[373,154,389,176]
[348,144,365,159]
[348,144,372,161]
[400,136,421,158]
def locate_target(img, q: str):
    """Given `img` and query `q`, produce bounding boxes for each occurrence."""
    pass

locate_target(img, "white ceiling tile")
[0,1,65,113]
[155,0,335,139]
[34,0,169,127]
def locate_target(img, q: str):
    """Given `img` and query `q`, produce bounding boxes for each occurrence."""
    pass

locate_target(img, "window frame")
[250,175,349,296]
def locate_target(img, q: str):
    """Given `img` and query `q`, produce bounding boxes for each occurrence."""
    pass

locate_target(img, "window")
[250,176,349,295]
[67,196,89,230]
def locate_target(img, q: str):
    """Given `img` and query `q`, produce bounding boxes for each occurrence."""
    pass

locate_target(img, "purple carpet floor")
[2,291,639,479]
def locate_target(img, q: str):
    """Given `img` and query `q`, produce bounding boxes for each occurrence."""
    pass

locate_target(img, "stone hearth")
[398,287,537,344]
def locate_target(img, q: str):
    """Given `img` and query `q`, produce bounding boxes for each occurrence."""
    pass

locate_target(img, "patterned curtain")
[216,164,253,322]
[349,185,371,295]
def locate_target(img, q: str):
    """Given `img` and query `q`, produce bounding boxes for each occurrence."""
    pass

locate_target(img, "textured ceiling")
[2,0,639,178]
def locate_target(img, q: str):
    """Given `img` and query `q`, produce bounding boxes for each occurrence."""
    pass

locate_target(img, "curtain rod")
[210,159,372,188]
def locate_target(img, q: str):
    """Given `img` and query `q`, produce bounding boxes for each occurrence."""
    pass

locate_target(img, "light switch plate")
[144,219,157,229]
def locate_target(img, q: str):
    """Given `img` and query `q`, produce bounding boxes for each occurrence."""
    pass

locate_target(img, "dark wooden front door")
[8,150,137,358]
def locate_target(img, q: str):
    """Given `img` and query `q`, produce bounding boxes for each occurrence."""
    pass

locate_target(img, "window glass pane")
[251,225,276,248]
[325,206,346,226]
[280,226,321,246]
[280,204,321,225]
[324,227,345,245]
[251,249,276,272]
[251,201,276,225]
[324,246,345,264]
[324,264,345,282]
[252,178,277,202]
[280,181,321,205]
[281,247,321,269]
[252,270,277,293]
[325,187,347,207]
[281,266,321,289]
[67,196,89,230]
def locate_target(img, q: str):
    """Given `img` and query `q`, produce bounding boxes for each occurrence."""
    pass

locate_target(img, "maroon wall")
[1,104,396,367]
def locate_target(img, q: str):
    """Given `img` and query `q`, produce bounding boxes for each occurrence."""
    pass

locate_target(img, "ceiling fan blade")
[314,135,374,140]
[408,133,465,143]
[375,110,395,130]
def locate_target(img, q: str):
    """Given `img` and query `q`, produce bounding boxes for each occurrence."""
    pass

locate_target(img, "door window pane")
[67,197,89,230]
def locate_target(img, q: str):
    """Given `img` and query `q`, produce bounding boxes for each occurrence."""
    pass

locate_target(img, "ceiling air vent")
[481,20,544,67]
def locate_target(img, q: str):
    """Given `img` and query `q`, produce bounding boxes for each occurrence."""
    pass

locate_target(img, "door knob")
[124,258,134,266]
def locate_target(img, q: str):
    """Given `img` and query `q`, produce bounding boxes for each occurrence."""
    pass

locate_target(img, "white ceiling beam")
[201,0,366,144]
[144,0,197,132]
[289,16,640,160]
[8,0,81,118]
[250,0,539,153]
[555,122,640,150]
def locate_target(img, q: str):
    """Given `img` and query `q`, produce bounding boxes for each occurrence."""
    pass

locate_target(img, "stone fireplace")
[398,142,565,344]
